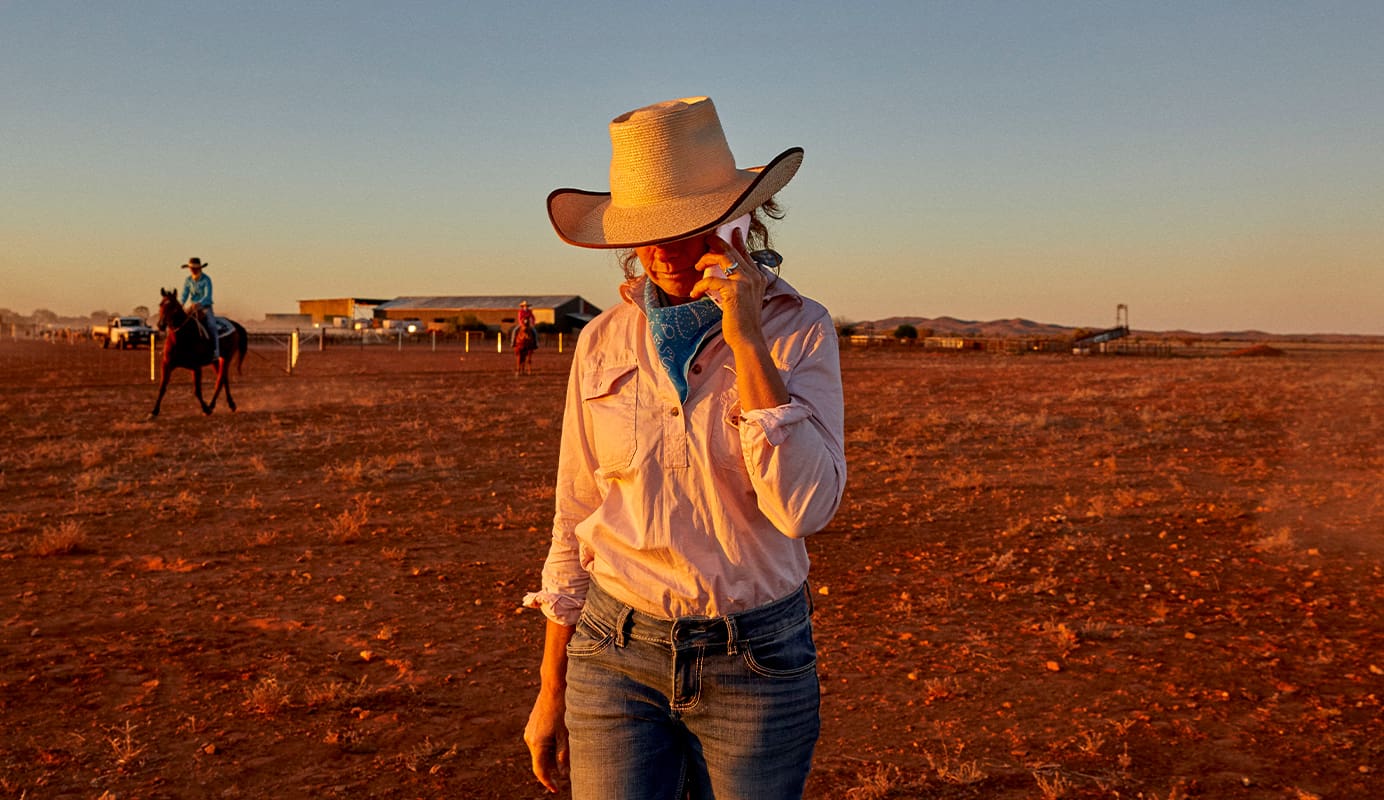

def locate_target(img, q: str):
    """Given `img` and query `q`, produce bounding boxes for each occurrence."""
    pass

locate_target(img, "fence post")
[558,332,563,353]
[496,331,503,353]
[150,332,157,381]
[464,331,470,353]
[432,330,437,352]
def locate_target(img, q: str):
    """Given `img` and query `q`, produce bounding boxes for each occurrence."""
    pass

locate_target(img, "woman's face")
[635,233,714,303]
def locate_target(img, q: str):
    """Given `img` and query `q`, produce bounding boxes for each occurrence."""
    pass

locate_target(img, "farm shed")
[297,298,389,325]
[373,295,600,333]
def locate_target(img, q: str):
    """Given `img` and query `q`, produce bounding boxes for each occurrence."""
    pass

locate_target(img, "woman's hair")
[617,198,785,280]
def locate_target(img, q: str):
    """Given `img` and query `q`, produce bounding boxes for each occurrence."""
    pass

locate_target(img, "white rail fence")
[1,328,570,383]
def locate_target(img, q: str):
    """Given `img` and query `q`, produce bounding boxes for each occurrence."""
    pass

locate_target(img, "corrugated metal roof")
[295,297,389,305]
[376,295,588,311]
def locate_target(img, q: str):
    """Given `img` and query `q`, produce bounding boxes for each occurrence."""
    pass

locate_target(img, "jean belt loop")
[614,606,632,648]
[724,614,740,656]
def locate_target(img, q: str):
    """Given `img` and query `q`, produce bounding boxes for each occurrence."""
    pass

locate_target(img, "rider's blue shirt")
[181,273,214,308]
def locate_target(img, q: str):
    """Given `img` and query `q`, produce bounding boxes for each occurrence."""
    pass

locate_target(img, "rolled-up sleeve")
[738,312,846,538]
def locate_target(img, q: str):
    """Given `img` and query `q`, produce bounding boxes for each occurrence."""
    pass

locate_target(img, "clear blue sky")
[3,1,1381,334]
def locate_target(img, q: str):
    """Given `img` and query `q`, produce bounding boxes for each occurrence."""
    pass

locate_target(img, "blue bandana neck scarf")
[644,280,722,403]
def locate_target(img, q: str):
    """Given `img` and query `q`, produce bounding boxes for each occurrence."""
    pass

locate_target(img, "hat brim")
[547,147,803,249]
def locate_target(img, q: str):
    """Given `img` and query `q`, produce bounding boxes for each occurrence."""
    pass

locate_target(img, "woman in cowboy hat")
[179,257,219,360]
[523,96,846,799]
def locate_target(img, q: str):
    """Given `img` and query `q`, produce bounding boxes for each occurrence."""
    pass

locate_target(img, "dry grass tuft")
[324,453,425,486]
[304,676,371,709]
[161,489,199,516]
[78,443,105,469]
[920,675,962,703]
[30,520,88,556]
[249,529,280,547]
[1033,769,1074,799]
[400,738,458,773]
[844,763,908,799]
[929,755,986,785]
[923,739,988,786]
[327,492,374,542]
[107,721,147,769]
[1254,526,1295,553]
[243,676,292,715]
[942,468,984,490]
[1040,620,1080,655]
[74,466,113,492]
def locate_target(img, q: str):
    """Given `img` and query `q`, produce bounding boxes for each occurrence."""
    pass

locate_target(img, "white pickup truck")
[92,316,155,349]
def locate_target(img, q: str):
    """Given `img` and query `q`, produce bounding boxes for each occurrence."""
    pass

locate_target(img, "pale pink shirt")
[523,274,846,625]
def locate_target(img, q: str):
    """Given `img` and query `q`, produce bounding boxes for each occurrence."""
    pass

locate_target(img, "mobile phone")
[702,214,750,306]
[713,214,750,246]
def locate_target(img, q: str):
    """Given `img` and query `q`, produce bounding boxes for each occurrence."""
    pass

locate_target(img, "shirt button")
[669,407,680,417]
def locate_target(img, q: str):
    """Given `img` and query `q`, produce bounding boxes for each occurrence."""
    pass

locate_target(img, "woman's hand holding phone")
[699,215,750,305]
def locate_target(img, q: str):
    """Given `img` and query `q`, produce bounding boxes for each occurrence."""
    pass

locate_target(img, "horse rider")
[180,257,220,360]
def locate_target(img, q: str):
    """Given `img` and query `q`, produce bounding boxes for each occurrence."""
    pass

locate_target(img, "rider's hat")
[182,257,208,269]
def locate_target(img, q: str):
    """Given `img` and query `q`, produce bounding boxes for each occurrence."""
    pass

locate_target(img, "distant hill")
[870,316,1077,339]
[859,316,1382,345]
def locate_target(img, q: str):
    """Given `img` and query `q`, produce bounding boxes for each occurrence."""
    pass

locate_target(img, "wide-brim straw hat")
[547,96,803,249]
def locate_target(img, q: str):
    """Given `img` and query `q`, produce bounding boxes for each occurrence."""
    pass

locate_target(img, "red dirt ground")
[1,338,1380,799]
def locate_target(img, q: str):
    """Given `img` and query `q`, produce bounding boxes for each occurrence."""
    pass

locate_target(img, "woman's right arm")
[524,331,606,791]
[525,619,575,793]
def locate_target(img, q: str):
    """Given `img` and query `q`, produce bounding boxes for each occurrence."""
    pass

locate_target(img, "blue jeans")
[205,306,220,359]
[187,303,220,359]
[565,580,820,800]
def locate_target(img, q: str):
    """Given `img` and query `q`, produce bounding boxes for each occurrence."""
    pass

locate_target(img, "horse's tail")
[233,322,248,375]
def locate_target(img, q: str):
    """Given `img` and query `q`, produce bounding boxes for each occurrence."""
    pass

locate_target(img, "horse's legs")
[223,332,239,411]
[193,367,212,415]
[207,356,234,412]
[150,364,173,418]
[223,361,236,412]
[205,358,225,412]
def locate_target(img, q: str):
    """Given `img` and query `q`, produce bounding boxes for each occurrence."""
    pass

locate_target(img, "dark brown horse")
[150,288,247,418]
[513,321,537,375]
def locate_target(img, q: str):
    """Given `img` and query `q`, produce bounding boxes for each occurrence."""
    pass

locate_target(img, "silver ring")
[723,261,739,276]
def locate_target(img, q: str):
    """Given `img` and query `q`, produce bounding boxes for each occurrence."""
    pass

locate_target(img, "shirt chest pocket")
[581,361,639,470]
[708,387,749,473]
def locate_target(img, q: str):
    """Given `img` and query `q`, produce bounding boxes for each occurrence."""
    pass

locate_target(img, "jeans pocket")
[742,619,817,679]
[566,613,616,659]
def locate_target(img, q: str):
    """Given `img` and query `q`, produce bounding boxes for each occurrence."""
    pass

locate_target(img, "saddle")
[187,307,233,341]
[184,307,232,363]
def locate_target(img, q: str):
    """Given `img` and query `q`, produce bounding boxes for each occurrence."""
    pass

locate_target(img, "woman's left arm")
[735,314,846,537]
[697,232,847,538]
